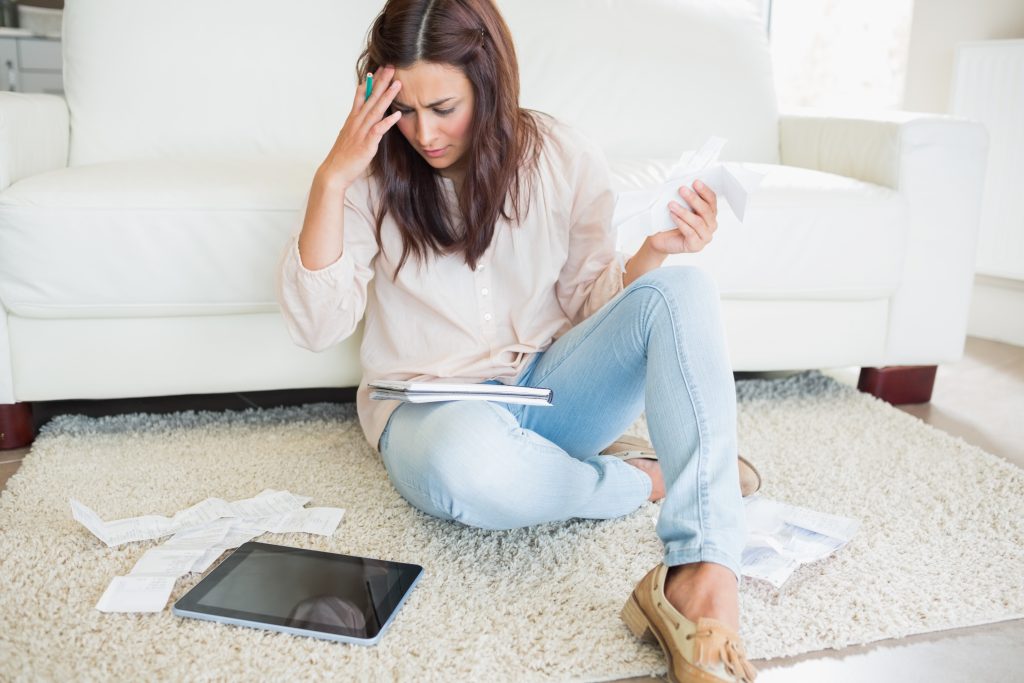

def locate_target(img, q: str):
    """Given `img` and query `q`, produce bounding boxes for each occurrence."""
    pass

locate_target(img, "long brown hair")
[356,0,546,277]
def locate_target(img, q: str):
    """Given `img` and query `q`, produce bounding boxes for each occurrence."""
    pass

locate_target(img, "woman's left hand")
[647,180,718,255]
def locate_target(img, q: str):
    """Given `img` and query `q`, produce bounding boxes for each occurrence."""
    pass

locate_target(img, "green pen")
[365,74,373,101]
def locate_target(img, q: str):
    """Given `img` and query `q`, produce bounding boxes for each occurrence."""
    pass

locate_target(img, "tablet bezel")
[172,541,423,646]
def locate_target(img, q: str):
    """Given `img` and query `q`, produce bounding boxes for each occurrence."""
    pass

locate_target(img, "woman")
[277,1,758,681]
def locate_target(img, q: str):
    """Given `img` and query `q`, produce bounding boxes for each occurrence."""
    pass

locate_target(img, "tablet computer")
[172,541,423,645]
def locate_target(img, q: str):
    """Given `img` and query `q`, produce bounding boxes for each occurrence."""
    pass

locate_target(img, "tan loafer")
[600,435,763,497]
[600,433,659,462]
[621,563,758,683]
[737,455,761,498]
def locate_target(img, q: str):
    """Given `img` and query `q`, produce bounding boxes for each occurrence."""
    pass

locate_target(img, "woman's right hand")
[317,65,404,189]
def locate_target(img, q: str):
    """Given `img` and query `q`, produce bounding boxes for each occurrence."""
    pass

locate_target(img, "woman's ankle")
[625,458,665,501]
[664,562,740,631]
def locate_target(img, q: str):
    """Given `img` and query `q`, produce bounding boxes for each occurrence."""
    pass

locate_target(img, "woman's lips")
[424,146,447,158]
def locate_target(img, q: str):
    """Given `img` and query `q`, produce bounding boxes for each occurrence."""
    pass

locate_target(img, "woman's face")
[390,61,475,182]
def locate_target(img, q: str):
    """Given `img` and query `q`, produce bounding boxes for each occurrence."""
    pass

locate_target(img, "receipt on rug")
[163,517,234,550]
[170,497,236,530]
[229,489,310,518]
[252,507,347,536]
[95,575,177,613]
[70,500,176,548]
[612,136,766,242]
[70,489,317,548]
[74,489,346,613]
[129,547,208,578]
[740,496,860,588]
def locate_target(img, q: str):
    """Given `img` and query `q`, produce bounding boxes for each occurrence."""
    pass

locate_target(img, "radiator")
[950,39,1024,281]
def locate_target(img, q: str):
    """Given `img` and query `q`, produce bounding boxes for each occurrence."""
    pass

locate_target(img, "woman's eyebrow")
[392,96,457,108]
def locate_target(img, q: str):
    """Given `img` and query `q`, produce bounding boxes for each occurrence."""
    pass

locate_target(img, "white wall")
[903,0,1024,348]
[903,0,1024,113]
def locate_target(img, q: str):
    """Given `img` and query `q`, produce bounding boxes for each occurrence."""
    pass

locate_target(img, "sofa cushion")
[63,0,779,167]
[0,160,906,319]
[611,160,909,299]
[0,160,316,318]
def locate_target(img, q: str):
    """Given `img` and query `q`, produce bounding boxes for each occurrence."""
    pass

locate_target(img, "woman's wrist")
[640,236,670,262]
[623,238,667,287]
[313,168,351,195]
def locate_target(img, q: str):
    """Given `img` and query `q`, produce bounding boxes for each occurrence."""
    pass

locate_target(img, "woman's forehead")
[392,61,471,106]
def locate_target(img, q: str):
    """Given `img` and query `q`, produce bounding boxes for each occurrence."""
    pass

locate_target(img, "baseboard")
[967,274,1024,348]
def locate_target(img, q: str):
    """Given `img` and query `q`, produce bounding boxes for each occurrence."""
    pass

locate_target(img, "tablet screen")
[175,542,422,641]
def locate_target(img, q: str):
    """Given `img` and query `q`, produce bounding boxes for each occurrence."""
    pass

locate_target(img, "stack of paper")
[740,495,860,588]
[613,136,766,244]
[72,489,345,613]
[649,494,860,588]
[369,380,553,406]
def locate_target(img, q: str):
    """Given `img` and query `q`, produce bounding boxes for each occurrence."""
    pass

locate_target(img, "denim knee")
[625,266,722,335]
[633,264,719,301]
[422,455,528,530]
[389,402,532,530]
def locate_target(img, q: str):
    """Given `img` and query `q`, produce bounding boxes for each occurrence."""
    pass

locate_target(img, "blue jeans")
[377,266,746,581]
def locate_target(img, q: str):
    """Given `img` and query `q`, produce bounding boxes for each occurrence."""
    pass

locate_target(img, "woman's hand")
[317,65,405,189]
[646,180,718,255]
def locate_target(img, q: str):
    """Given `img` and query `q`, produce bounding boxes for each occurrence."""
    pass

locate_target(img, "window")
[767,0,915,111]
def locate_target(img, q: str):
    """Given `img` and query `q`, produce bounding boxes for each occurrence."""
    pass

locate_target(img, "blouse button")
[481,288,489,296]
[477,264,486,271]
[484,313,493,321]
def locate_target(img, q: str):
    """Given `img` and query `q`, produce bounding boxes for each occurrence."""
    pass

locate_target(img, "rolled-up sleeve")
[555,130,627,326]
[276,178,380,352]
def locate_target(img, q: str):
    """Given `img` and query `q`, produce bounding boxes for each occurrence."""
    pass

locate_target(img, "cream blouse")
[276,115,627,451]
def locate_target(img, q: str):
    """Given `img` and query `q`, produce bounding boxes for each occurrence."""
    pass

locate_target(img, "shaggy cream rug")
[1,371,1022,682]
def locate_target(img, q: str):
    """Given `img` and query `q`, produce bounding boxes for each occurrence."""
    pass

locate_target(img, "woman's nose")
[416,121,437,147]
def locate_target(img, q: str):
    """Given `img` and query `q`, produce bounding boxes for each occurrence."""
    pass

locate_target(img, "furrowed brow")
[392,96,456,108]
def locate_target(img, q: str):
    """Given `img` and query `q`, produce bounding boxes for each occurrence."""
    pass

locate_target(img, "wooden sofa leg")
[0,402,35,450]
[857,366,938,405]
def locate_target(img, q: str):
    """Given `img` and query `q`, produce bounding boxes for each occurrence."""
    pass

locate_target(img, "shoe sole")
[621,592,727,683]
[621,592,659,644]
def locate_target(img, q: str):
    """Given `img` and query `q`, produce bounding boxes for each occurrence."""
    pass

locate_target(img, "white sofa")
[0,0,989,447]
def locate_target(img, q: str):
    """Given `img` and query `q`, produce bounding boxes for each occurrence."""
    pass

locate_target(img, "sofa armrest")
[778,109,989,364]
[0,92,69,192]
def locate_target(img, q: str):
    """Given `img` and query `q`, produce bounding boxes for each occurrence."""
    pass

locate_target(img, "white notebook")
[368,380,553,406]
